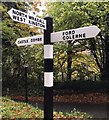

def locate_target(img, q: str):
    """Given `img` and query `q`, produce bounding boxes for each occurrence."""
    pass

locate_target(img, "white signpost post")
[51,25,101,42]
[8,8,101,119]
[8,8,46,29]
[15,35,43,46]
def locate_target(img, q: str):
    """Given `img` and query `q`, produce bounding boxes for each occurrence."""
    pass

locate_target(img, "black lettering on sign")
[72,35,75,39]
[41,24,45,29]
[13,15,26,22]
[63,30,75,36]
[31,38,42,42]
[63,35,75,40]
[72,30,75,34]
[36,17,44,24]
[62,29,86,41]
[75,34,78,38]
[69,31,71,34]
[22,40,28,43]
[37,18,41,23]
[29,16,34,20]
[37,38,42,41]
[31,39,33,42]
[79,34,82,38]
[63,36,65,40]
[29,16,45,24]
[20,17,24,22]
[18,41,20,44]
[12,10,19,15]
[18,40,28,44]
[83,33,86,38]
[29,20,45,28]
[13,15,17,20]
[12,10,27,18]
[29,20,37,26]
[66,36,69,40]
[18,40,22,44]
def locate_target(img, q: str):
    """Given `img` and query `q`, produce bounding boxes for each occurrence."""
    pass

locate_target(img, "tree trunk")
[101,35,109,81]
[62,71,64,81]
[67,41,72,81]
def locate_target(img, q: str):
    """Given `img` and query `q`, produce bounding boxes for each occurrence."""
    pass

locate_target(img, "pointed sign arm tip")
[7,8,13,18]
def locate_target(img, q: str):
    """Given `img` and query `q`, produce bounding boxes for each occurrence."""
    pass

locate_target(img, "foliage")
[53,108,92,119]
[53,42,100,81]
[2,2,44,91]
[0,97,92,119]
[47,2,109,81]
[1,97,43,119]
[2,1,109,93]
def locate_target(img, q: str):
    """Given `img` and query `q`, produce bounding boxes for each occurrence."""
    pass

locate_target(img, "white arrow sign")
[8,8,46,29]
[15,35,43,46]
[51,26,101,43]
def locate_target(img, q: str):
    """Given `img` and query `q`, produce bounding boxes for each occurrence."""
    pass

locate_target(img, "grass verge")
[0,97,92,119]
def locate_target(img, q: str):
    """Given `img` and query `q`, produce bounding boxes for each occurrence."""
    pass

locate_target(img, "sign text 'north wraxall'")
[8,8,46,29]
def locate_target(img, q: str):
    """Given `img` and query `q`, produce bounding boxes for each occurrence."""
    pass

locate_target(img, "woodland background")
[1,1,109,96]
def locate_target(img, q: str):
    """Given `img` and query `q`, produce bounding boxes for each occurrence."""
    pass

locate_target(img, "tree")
[1,2,44,90]
[81,2,109,81]
[54,42,67,81]
[46,2,109,81]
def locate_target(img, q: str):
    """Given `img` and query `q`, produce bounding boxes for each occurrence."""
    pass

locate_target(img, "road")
[33,102,108,119]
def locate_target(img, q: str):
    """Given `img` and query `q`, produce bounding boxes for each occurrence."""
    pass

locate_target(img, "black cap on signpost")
[44,14,53,120]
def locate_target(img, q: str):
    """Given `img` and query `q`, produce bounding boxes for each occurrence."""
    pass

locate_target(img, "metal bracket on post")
[44,14,53,120]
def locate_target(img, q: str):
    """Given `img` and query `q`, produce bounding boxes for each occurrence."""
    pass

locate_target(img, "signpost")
[44,15,53,120]
[51,26,101,42]
[15,35,43,46]
[8,8,101,120]
[8,8,46,29]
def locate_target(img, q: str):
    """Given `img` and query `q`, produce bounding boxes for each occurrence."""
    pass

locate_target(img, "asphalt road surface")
[34,102,108,119]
